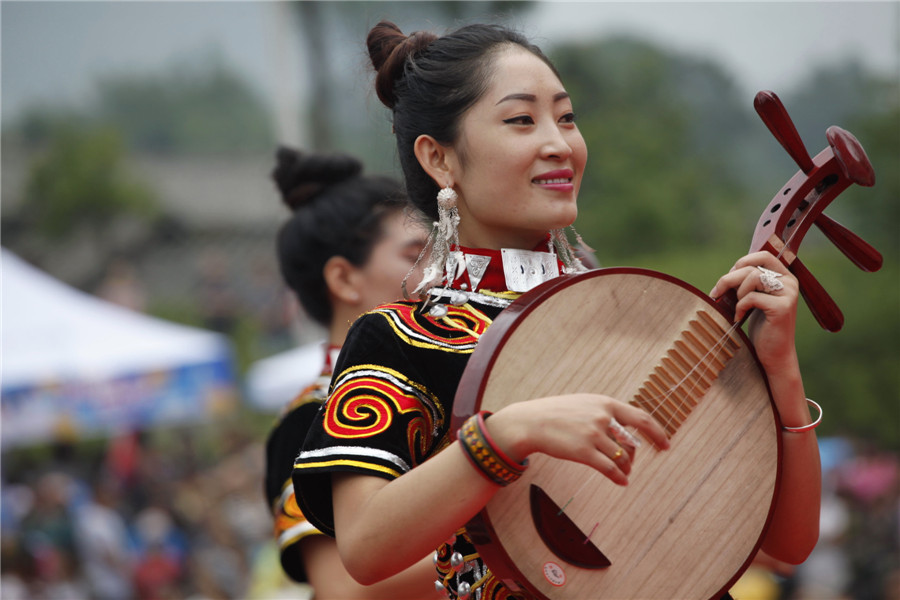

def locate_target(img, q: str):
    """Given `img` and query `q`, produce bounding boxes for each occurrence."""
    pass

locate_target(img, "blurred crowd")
[790,437,900,600]
[0,424,309,600]
[1,426,897,600]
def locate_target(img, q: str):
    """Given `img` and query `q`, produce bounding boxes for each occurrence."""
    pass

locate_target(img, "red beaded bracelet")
[458,411,528,486]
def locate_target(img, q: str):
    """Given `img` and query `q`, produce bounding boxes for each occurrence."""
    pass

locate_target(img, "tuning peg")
[826,126,876,187]
[754,91,815,173]
[815,213,883,272]
[788,257,844,332]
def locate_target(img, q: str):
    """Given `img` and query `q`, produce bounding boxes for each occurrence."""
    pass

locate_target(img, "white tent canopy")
[244,340,326,413]
[1,248,236,448]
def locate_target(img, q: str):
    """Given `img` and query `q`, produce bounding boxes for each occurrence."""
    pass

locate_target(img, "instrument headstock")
[719,91,881,332]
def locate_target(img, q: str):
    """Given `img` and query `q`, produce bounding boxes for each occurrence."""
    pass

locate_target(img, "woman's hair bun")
[367,20,437,109]
[272,146,363,210]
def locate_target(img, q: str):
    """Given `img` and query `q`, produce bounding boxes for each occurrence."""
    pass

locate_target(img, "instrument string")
[625,224,801,435]
[640,319,742,435]
[625,225,796,431]
[558,472,602,516]
[560,314,744,530]
[584,522,600,545]
[515,242,795,533]
[604,231,799,469]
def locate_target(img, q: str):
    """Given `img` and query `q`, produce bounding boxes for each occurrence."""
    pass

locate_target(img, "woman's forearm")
[330,393,670,585]
[332,440,499,585]
[760,355,822,563]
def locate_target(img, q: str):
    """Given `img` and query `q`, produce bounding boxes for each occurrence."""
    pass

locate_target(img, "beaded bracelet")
[458,411,528,486]
[782,398,823,433]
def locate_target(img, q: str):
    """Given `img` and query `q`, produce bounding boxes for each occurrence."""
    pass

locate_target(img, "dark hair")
[367,20,559,221]
[273,147,406,326]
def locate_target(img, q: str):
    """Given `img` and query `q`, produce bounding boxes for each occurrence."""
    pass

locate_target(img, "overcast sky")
[533,1,899,92]
[2,1,898,131]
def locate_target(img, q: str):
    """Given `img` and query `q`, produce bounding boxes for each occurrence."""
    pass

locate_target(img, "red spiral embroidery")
[324,376,425,439]
[377,302,491,349]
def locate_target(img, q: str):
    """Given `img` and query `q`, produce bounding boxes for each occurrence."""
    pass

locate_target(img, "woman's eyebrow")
[496,91,570,105]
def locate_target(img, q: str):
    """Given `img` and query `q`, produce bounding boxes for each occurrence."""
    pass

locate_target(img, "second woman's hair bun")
[272,146,363,210]
[367,20,437,109]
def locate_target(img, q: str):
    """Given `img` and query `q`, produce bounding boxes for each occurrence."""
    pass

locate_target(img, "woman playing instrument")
[293,22,821,599]
[263,147,444,598]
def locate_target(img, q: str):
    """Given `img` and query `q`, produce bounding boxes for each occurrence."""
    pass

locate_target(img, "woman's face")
[444,45,588,250]
[357,210,429,308]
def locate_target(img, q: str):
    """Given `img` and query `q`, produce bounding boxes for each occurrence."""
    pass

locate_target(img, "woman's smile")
[532,168,575,192]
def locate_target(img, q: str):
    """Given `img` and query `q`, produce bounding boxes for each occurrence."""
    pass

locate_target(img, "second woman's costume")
[264,346,340,583]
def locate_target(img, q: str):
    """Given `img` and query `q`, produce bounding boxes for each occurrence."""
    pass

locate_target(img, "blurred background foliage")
[2,4,896,451]
[23,126,161,240]
[12,51,275,156]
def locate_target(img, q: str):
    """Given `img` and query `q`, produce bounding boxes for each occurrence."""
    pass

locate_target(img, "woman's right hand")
[485,394,670,486]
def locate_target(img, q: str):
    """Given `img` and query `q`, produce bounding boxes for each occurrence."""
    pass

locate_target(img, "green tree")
[8,50,274,156]
[549,36,754,263]
[93,52,274,155]
[785,57,898,155]
[793,88,900,450]
[827,79,899,258]
[11,125,161,260]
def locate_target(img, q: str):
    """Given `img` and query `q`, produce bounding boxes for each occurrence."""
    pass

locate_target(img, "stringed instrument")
[451,91,880,600]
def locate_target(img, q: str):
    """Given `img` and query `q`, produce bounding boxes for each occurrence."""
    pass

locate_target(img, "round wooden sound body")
[454,268,782,600]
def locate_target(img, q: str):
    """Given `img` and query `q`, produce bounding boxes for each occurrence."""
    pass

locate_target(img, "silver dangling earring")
[550,226,591,273]
[401,230,434,300]
[411,186,461,297]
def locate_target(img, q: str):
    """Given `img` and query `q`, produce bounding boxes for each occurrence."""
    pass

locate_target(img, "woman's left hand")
[709,251,799,376]
[712,252,821,565]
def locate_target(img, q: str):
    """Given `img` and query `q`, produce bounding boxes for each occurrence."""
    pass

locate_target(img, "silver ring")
[757,266,784,293]
[609,418,641,449]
